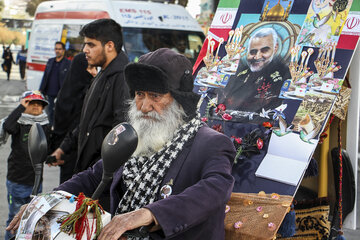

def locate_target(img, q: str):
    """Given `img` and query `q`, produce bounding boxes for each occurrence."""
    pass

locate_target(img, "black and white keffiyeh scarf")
[116,116,203,214]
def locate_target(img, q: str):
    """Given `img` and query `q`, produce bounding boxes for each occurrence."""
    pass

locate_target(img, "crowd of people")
[2,19,235,240]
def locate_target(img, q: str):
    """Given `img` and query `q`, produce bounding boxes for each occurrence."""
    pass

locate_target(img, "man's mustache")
[134,111,162,121]
[249,58,266,64]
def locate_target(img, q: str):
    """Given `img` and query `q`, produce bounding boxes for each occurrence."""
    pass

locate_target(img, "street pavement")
[0,66,60,239]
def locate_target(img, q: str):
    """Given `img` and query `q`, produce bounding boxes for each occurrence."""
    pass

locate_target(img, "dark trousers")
[5,63,11,80]
[19,61,26,80]
[49,133,77,184]
[46,95,56,126]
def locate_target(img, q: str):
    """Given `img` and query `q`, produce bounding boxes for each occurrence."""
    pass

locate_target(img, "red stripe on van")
[35,11,110,20]
[27,62,46,72]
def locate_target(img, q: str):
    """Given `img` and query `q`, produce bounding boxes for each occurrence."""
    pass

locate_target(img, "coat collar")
[102,51,129,77]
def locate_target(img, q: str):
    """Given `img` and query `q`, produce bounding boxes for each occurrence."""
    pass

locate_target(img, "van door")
[27,23,84,90]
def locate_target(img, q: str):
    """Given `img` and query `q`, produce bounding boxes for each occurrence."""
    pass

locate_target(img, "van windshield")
[123,27,205,64]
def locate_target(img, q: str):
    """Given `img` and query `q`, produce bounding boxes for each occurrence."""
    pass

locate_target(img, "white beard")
[127,99,186,157]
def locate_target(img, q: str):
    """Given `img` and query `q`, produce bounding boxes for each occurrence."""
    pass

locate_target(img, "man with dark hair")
[39,41,71,126]
[8,48,235,240]
[79,18,123,53]
[50,19,130,177]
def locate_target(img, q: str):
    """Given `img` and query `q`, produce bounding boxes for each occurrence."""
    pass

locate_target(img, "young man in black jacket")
[51,52,97,184]
[3,91,50,240]
[50,19,130,176]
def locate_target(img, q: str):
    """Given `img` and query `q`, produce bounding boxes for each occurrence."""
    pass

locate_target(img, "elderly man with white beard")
[219,28,291,120]
[7,48,235,240]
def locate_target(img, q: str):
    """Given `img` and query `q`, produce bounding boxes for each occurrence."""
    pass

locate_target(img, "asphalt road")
[0,65,60,239]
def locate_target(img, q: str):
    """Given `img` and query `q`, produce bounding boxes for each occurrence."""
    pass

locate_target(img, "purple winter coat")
[56,125,235,239]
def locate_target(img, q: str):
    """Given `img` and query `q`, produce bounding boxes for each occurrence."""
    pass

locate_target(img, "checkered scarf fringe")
[117,116,202,214]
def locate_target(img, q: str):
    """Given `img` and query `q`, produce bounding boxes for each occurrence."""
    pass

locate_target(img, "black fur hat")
[124,48,200,119]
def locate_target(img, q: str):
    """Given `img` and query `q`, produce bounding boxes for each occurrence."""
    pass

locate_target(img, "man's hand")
[87,65,98,77]
[98,208,155,240]
[48,148,65,166]
[6,204,28,234]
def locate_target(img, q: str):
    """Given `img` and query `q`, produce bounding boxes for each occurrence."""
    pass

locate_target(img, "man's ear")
[105,41,116,53]
[274,43,279,54]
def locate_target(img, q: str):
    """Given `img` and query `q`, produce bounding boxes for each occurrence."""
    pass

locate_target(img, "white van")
[26,0,204,90]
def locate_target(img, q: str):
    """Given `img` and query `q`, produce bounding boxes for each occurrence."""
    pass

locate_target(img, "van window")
[61,24,83,60]
[30,24,204,63]
[123,27,204,64]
